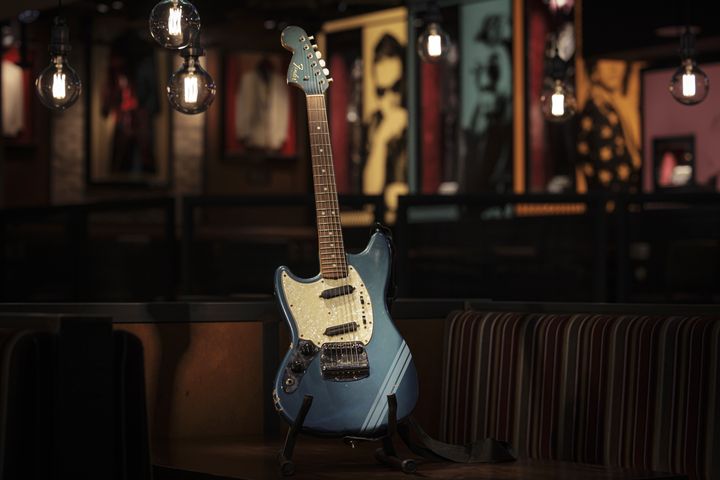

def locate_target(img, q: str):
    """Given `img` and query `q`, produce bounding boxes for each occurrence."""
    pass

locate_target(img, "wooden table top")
[152,437,687,480]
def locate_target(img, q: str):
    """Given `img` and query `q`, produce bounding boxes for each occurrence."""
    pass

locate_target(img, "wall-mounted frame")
[652,135,695,191]
[221,51,298,161]
[410,0,523,195]
[86,26,172,188]
[2,45,34,147]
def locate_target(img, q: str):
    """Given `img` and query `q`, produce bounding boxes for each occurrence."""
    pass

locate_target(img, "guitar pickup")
[319,285,355,299]
[324,322,359,336]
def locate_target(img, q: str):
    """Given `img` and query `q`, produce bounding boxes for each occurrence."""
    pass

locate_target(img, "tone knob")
[290,360,304,373]
[300,342,315,356]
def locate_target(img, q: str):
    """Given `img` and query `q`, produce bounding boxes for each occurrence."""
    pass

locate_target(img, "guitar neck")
[306,94,348,279]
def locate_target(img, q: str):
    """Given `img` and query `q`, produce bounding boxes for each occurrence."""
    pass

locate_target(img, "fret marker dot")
[324,187,327,191]
[319,149,323,153]
[316,126,321,130]
[322,169,326,173]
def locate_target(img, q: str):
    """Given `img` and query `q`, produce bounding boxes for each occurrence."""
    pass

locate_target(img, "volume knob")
[290,360,304,373]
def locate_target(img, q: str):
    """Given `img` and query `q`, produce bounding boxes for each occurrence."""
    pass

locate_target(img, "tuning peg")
[315,51,322,59]
[322,68,330,75]
[319,59,326,67]
[308,35,315,40]
[327,77,334,84]
[312,45,318,51]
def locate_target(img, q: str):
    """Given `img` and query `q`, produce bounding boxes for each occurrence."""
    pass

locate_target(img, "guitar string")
[310,94,350,365]
[317,94,357,367]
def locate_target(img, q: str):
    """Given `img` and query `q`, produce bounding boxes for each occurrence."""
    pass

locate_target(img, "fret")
[306,93,348,277]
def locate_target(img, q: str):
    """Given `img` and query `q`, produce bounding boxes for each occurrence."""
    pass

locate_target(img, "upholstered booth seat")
[441,310,720,480]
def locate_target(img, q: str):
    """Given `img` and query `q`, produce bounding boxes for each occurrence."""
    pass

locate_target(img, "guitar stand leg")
[374,394,417,474]
[278,394,313,476]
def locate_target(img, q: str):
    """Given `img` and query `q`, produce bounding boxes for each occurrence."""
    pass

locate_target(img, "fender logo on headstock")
[291,62,304,82]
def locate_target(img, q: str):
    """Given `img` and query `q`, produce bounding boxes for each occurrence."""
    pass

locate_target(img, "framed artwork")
[2,46,34,146]
[319,7,408,223]
[223,52,297,160]
[458,0,513,193]
[86,30,172,187]
[652,136,695,191]
[525,0,576,193]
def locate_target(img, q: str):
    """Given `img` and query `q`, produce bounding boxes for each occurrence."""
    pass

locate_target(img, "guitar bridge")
[320,341,369,381]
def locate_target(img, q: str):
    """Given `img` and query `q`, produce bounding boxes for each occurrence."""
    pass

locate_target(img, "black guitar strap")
[397,416,516,463]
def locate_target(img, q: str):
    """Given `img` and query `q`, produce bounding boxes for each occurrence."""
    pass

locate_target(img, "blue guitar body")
[272,231,418,437]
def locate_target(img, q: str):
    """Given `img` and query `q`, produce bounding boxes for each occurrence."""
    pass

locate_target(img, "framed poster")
[525,0,576,193]
[2,46,33,146]
[223,52,297,160]
[652,135,695,191]
[320,7,409,223]
[86,30,172,187]
[459,0,513,193]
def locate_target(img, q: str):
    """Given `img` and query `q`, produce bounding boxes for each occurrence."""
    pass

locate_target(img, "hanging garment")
[576,98,639,193]
[2,59,24,137]
[234,66,289,150]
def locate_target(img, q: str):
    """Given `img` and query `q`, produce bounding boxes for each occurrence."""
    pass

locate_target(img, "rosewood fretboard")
[306,94,347,279]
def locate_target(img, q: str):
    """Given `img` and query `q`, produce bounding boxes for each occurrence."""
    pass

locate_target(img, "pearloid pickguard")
[280,266,374,347]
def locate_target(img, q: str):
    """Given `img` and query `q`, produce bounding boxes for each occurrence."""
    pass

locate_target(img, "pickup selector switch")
[300,342,315,356]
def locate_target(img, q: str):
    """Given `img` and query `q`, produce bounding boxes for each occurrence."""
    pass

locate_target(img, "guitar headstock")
[281,26,332,95]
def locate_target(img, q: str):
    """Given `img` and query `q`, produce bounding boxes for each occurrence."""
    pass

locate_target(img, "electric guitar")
[272,26,418,437]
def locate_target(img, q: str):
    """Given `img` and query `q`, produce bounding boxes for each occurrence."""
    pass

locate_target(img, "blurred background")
[1,0,719,304]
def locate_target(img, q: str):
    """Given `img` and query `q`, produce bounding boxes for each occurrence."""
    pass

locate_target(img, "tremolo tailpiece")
[320,341,369,381]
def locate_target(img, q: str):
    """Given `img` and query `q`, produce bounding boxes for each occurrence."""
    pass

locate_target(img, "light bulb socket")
[422,0,443,24]
[550,50,566,80]
[180,34,204,58]
[680,29,696,61]
[49,16,71,55]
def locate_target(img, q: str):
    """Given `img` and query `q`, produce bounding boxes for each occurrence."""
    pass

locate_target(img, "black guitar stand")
[277,393,416,476]
[372,394,417,473]
[278,395,314,476]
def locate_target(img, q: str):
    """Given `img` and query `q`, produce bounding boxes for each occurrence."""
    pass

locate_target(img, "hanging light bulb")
[35,17,81,111]
[540,50,576,122]
[669,29,709,105]
[416,1,451,63]
[148,0,200,50]
[417,22,451,62]
[541,79,576,121]
[167,37,215,114]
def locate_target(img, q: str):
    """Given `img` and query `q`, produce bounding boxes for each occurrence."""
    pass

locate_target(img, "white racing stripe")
[361,341,411,432]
